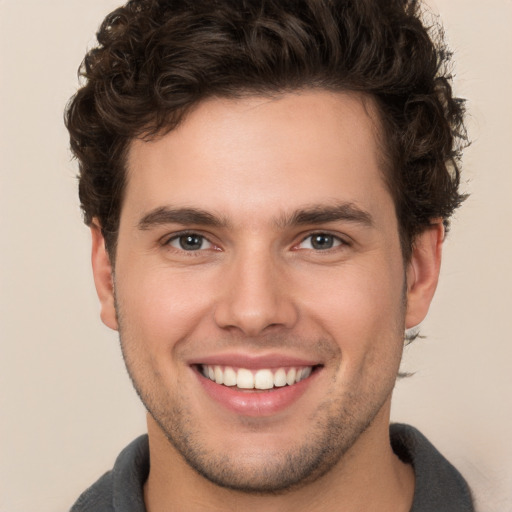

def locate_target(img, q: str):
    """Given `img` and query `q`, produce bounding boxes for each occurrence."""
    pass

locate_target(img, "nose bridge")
[214,242,297,335]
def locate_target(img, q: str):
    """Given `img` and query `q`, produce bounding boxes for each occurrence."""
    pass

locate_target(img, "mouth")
[191,356,323,416]
[199,364,317,391]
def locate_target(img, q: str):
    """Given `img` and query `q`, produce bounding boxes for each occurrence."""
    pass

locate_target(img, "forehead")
[123,90,394,228]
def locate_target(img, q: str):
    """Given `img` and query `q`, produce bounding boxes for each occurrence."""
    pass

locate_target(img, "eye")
[167,233,213,251]
[298,233,344,250]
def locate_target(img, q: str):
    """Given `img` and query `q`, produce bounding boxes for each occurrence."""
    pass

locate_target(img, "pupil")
[312,234,333,250]
[180,235,202,250]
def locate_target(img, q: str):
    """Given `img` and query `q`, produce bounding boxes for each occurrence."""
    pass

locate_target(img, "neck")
[143,403,414,512]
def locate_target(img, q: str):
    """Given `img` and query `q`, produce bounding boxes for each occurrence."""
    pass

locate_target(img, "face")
[92,90,441,493]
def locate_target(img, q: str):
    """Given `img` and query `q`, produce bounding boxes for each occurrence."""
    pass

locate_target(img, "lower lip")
[195,368,319,417]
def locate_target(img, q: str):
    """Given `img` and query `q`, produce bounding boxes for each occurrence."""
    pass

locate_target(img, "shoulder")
[390,424,474,512]
[70,435,149,512]
[70,471,114,512]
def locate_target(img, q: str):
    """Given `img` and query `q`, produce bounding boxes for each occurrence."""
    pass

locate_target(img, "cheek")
[297,261,405,359]
[115,264,218,349]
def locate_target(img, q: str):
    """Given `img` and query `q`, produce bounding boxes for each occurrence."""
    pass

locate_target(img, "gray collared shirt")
[70,424,474,511]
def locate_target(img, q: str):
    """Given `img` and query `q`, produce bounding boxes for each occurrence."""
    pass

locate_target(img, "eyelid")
[294,231,350,250]
[159,229,350,252]
[161,230,218,251]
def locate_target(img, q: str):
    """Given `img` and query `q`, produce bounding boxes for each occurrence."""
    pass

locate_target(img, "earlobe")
[91,222,118,331]
[405,221,444,329]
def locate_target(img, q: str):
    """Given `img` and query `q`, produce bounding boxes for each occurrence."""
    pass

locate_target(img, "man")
[66,0,473,510]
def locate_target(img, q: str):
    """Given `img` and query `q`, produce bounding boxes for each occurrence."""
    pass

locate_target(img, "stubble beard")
[114,282,407,495]
[147,386,389,495]
[118,335,400,495]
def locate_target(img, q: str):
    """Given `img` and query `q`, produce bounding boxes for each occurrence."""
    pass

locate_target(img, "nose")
[213,249,298,336]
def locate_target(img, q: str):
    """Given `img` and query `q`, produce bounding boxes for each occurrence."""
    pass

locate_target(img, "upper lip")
[187,352,321,369]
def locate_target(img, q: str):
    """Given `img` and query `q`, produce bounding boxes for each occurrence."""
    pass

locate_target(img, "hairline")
[103,87,416,264]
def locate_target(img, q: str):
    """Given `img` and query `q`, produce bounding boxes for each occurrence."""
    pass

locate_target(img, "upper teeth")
[201,365,313,390]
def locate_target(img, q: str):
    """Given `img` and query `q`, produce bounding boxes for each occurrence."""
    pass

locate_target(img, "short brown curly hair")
[65,0,467,261]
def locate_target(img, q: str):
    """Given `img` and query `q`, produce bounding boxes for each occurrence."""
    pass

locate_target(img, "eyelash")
[162,231,216,253]
[162,230,349,254]
[296,232,348,251]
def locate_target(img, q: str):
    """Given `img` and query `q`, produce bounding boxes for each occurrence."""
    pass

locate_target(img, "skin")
[91,90,443,511]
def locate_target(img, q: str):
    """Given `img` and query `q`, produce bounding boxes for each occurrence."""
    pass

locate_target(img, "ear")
[405,221,444,329]
[91,221,118,331]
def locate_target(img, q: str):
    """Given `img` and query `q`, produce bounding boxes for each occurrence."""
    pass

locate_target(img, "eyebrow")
[137,202,373,231]
[138,207,230,230]
[277,202,374,229]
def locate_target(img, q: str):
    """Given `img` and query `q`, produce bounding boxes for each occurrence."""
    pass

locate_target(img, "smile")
[193,357,323,416]
[200,364,314,390]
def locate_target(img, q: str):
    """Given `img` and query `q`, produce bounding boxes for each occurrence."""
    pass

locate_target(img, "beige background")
[1,1,510,511]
